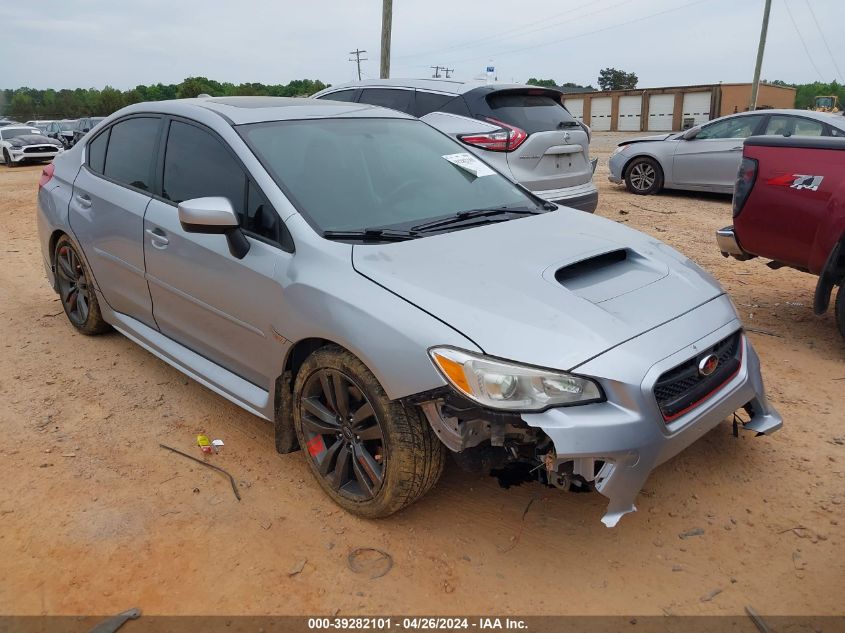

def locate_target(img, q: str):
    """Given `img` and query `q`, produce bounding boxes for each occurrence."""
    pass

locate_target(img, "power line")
[804,0,843,82]
[348,49,368,81]
[782,0,824,80]
[393,0,632,62]
[447,0,711,66]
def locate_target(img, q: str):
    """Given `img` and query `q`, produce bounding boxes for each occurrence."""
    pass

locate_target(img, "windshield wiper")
[322,228,419,242]
[410,206,543,233]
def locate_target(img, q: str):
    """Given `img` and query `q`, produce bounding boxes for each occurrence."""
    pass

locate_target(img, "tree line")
[0,77,328,121]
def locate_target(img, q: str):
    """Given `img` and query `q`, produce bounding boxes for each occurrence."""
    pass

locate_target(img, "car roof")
[722,108,844,127]
[313,78,563,97]
[116,96,416,125]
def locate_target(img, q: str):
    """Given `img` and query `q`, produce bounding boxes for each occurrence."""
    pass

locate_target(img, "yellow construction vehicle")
[813,95,840,113]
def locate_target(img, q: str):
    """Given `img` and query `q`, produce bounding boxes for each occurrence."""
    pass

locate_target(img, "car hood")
[7,134,60,146]
[352,210,725,370]
[618,133,680,146]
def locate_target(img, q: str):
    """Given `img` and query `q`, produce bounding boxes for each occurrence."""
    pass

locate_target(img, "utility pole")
[380,0,393,79]
[349,49,367,80]
[431,65,443,78]
[750,0,772,110]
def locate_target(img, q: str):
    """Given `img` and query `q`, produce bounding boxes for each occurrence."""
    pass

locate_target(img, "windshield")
[1,128,37,140]
[60,121,76,131]
[239,118,537,233]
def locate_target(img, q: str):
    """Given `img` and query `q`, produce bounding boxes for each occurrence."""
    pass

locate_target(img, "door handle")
[145,228,169,247]
[730,146,743,151]
[74,193,92,208]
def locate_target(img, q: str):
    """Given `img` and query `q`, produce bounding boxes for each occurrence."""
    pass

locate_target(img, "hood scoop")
[553,248,669,304]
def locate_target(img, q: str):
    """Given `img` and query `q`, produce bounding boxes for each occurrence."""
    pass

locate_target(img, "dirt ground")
[0,133,843,617]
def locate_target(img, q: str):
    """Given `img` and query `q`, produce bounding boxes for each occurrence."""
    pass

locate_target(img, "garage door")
[648,94,675,131]
[682,92,712,128]
[617,95,642,131]
[590,97,612,131]
[563,98,584,122]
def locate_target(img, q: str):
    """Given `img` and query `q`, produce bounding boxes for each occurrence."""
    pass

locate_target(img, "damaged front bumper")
[522,304,781,527]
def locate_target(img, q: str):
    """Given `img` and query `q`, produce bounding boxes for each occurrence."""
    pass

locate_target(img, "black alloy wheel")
[299,368,386,499]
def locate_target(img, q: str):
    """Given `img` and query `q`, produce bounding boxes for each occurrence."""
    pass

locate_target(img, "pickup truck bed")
[717,134,845,340]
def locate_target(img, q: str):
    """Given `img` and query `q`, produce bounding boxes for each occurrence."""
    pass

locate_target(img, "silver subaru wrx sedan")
[37,97,782,527]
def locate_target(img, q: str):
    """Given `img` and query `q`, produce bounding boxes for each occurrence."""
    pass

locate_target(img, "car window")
[414,91,455,117]
[87,129,109,174]
[830,126,845,137]
[358,88,414,114]
[792,118,824,137]
[696,115,765,140]
[239,118,535,234]
[163,121,246,213]
[320,89,356,102]
[244,180,289,246]
[483,91,576,134]
[102,117,160,191]
[1,128,37,139]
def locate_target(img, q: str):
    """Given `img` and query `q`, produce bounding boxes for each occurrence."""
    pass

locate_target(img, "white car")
[0,125,63,167]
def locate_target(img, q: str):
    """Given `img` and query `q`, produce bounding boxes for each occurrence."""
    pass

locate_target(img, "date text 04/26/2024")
[307,618,528,630]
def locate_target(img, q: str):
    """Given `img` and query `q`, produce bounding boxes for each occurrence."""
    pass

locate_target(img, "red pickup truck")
[716,135,845,340]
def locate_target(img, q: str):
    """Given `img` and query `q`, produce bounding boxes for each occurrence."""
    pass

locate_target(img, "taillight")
[39,163,55,189]
[459,118,528,152]
[732,157,757,218]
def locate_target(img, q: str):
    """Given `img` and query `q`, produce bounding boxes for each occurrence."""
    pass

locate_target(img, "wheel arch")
[813,234,845,315]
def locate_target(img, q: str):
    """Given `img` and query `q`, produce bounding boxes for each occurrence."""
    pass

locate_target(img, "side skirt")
[100,296,274,421]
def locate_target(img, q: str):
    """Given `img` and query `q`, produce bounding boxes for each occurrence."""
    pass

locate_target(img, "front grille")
[23,145,58,154]
[654,332,742,422]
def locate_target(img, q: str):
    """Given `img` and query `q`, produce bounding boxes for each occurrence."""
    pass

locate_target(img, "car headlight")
[11,144,22,150]
[429,347,603,411]
[611,145,627,156]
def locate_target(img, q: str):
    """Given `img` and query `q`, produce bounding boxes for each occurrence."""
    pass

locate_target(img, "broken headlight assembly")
[429,346,603,412]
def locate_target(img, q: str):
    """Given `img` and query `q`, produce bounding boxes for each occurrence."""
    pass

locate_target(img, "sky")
[1,0,842,90]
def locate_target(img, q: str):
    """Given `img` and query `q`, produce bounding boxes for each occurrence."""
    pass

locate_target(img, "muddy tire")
[624,156,663,195]
[274,371,300,454]
[3,150,14,168]
[836,283,845,342]
[54,235,110,335]
[292,345,445,518]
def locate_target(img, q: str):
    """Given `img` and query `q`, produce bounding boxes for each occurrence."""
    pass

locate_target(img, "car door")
[68,116,160,328]
[142,118,292,388]
[673,114,766,191]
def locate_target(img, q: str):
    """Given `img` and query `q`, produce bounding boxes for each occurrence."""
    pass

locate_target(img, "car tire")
[3,150,14,168]
[292,345,445,518]
[54,235,111,335]
[836,283,845,342]
[624,157,663,195]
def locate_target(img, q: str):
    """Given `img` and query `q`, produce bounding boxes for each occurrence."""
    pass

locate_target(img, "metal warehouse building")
[561,82,796,132]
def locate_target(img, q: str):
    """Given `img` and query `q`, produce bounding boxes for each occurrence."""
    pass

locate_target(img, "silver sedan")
[37,97,781,526]
[608,109,845,195]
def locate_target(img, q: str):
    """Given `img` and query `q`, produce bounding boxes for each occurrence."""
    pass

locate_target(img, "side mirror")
[177,196,250,259]
[682,126,700,140]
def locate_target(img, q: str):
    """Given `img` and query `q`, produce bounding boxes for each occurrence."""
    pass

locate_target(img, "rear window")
[484,92,576,134]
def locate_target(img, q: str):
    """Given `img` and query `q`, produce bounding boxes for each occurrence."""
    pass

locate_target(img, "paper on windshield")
[442,153,495,177]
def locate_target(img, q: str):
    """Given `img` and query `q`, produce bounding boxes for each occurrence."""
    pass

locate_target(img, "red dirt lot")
[0,135,843,617]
